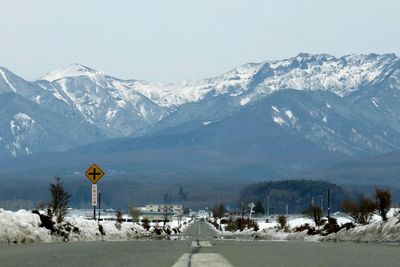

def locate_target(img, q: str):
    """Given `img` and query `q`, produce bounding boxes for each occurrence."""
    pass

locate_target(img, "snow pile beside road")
[64,216,149,241]
[0,209,192,244]
[210,212,400,242]
[0,209,51,244]
[322,215,400,242]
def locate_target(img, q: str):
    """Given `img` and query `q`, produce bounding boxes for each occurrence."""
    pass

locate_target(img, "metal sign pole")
[98,191,101,221]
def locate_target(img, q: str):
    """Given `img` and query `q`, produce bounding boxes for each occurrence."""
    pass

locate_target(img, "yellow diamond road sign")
[85,164,105,184]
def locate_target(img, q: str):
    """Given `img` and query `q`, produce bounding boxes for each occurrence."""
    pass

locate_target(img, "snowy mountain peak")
[39,63,102,82]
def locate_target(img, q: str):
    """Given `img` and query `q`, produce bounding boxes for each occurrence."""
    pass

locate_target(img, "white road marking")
[172,253,234,267]
[199,241,212,247]
[191,241,212,247]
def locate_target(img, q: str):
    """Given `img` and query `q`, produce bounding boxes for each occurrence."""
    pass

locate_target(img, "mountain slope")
[0,93,85,157]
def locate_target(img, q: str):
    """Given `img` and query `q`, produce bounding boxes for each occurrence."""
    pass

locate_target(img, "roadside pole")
[98,191,101,221]
[327,189,331,219]
[248,202,255,220]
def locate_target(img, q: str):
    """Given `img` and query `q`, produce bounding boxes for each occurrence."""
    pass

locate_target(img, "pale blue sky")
[1,0,399,82]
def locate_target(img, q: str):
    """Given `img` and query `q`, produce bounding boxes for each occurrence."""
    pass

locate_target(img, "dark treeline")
[239,180,348,214]
[1,176,399,212]
[0,176,241,210]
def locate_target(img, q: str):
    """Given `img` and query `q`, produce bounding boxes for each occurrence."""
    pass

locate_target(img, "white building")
[138,204,183,222]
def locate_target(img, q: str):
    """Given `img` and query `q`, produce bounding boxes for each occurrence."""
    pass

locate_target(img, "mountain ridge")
[1,53,400,160]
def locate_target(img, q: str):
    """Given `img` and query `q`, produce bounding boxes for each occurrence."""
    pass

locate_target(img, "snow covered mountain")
[1,53,400,158]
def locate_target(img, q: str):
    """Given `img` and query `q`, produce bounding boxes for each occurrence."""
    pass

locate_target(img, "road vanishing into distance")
[0,221,399,267]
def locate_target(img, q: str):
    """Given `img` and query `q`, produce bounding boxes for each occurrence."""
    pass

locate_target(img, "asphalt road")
[0,221,399,267]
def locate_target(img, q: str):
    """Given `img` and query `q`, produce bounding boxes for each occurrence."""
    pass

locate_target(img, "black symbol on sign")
[88,168,102,181]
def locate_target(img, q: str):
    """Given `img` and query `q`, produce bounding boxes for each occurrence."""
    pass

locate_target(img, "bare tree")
[277,215,287,230]
[305,205,324,226]
[49,177,71,223]
[212,203,226,218]
[358,195,376,224]
[115,210,124,230]
[374,188,391,222]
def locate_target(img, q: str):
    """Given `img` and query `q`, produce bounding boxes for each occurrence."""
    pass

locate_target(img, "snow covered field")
[0,209,192,244]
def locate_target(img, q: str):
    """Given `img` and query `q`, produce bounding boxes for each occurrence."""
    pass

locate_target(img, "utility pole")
[327,189,331,219]
[311,196,315,206]
[98,191,101,222]
[285,203,288,216]
[267,196,270,217]
[241,201,244,219]
[320,195,324,213]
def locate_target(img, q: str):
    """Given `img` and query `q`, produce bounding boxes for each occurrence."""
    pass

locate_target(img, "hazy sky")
[1,0,399,82]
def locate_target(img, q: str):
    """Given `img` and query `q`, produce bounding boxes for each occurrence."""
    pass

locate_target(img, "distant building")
[197,210,210,218]
[139,204,183,222]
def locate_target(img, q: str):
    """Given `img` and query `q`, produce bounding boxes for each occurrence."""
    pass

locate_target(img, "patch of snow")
[271,106,280,113]
[106,109,117,121]
[371,97,380,108]
[25,147,32,155]
[240,97,251,106]
[273,116,285,126]
[284,110,294,120]
[203,121,215,126]
[34,95,41,104]
[0,69,17,92]
[14,113,36,127]
[40,64,102,82]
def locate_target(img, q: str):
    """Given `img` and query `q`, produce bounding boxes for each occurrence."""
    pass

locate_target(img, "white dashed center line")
[172,253,234,267]
[191,241,212,247]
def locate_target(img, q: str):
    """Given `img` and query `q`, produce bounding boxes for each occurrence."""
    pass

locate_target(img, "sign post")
[92,184,97,220]
[85,163,105,221]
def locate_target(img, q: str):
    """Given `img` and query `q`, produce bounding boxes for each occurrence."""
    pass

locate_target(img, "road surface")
[0,221,399,267]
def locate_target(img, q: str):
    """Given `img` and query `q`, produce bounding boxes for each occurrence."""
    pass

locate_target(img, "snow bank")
[0,209,51,244]
[209,212,400,243]
[63,216,149,242]
[0,209,192,244]
[322,215,400,242]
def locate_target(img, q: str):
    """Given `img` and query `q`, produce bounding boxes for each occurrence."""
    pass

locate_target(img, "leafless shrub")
[141,218,150,230]
[115,210,123,230]
[277,215,287,230]
[48,177,71,223]
[341,195,376,225]
[224,218,259,232]
[374,188,391,222]
[304,205,325,226]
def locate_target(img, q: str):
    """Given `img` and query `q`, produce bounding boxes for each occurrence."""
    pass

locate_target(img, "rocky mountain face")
[1,53,400,164]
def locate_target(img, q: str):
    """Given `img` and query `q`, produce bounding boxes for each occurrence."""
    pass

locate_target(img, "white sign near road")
[92,184,97,206]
